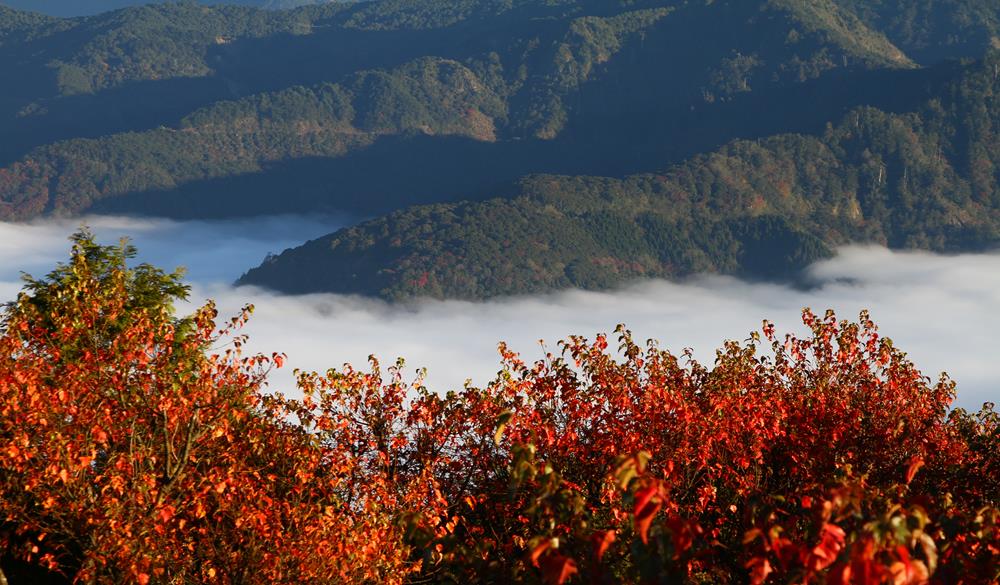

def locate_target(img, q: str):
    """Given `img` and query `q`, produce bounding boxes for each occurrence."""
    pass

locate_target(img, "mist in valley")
[2,215,996,411]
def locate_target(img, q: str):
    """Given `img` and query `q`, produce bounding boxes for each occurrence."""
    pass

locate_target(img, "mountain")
[0,0,924,219]
[0,0,337,18]
[837,0,1000,62]
[0,0,999,299]
[238,52,1000,299]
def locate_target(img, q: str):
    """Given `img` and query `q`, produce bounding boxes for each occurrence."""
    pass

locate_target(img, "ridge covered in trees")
[1,233,997,584]
[1,0,1000,298]
[0,0,333,18]
[240,51,1000,299]
[0,0,920,219]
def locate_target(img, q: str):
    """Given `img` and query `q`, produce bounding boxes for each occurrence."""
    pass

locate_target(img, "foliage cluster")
[2,237,998,584]
[0,235,418,583]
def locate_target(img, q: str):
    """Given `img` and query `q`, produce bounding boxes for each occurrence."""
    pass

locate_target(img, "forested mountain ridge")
[1,0,999,299]
[0,0,337,18]
[0,56,506,217]
[0,0,949,219]
[239,52,1000,300]
[838,0,1000,63]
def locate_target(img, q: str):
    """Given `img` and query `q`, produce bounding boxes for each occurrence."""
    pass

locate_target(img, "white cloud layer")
[0,216,997,410]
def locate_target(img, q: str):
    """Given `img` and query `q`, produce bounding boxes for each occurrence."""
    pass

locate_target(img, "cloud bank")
[0,216,996,409]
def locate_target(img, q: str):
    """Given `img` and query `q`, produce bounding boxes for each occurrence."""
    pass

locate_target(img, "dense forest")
[0,0,918,219]
[0,0,336,17]
[240,52,1000,299]
[1,0,1000,298]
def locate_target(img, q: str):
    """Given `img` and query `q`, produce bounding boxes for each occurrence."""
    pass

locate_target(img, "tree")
[0,232,411,583]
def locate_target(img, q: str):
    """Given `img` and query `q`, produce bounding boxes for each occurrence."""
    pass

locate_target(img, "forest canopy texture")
[0,235,996,584]
[1,0,1000,299]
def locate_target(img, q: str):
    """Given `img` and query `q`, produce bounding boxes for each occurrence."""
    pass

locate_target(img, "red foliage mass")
[0,237,997,584]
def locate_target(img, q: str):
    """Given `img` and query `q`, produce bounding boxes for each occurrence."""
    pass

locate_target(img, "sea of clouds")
[0,215,997,410]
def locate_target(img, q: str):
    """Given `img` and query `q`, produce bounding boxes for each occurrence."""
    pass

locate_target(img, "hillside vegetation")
[1,0,999,298]
[0,0,333,18]
[0,0,940,219]
[240,52,1000,299]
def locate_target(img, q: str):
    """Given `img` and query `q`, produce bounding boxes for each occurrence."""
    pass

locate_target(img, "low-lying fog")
[1,215,996,410]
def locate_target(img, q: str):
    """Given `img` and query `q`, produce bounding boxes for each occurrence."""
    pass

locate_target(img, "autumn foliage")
[0,234,997,584]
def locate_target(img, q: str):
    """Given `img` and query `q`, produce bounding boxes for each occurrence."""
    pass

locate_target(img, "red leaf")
[633,482,665,544]
[663,517,702,557]
[905,456,925,485]
[530,539,553,567]
[809,523,846,571]
[633,484,661,518]
[540,553,578,585]
[635,499,662,545]
[591,530,616,561]
[827,562,852,585]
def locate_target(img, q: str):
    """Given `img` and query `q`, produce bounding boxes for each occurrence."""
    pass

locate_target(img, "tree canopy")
[0,232,997,584]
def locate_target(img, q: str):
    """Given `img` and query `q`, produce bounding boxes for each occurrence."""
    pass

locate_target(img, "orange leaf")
[745,557,772,585]
[158,506,175,523]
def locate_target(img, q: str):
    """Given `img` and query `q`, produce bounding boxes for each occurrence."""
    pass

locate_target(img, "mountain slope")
[238,53,1000,300]
[0,0,921,219]
[0,0,336,18]
[1,0,999,300]
[835,0,1000,63]
[0,57,504,218]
